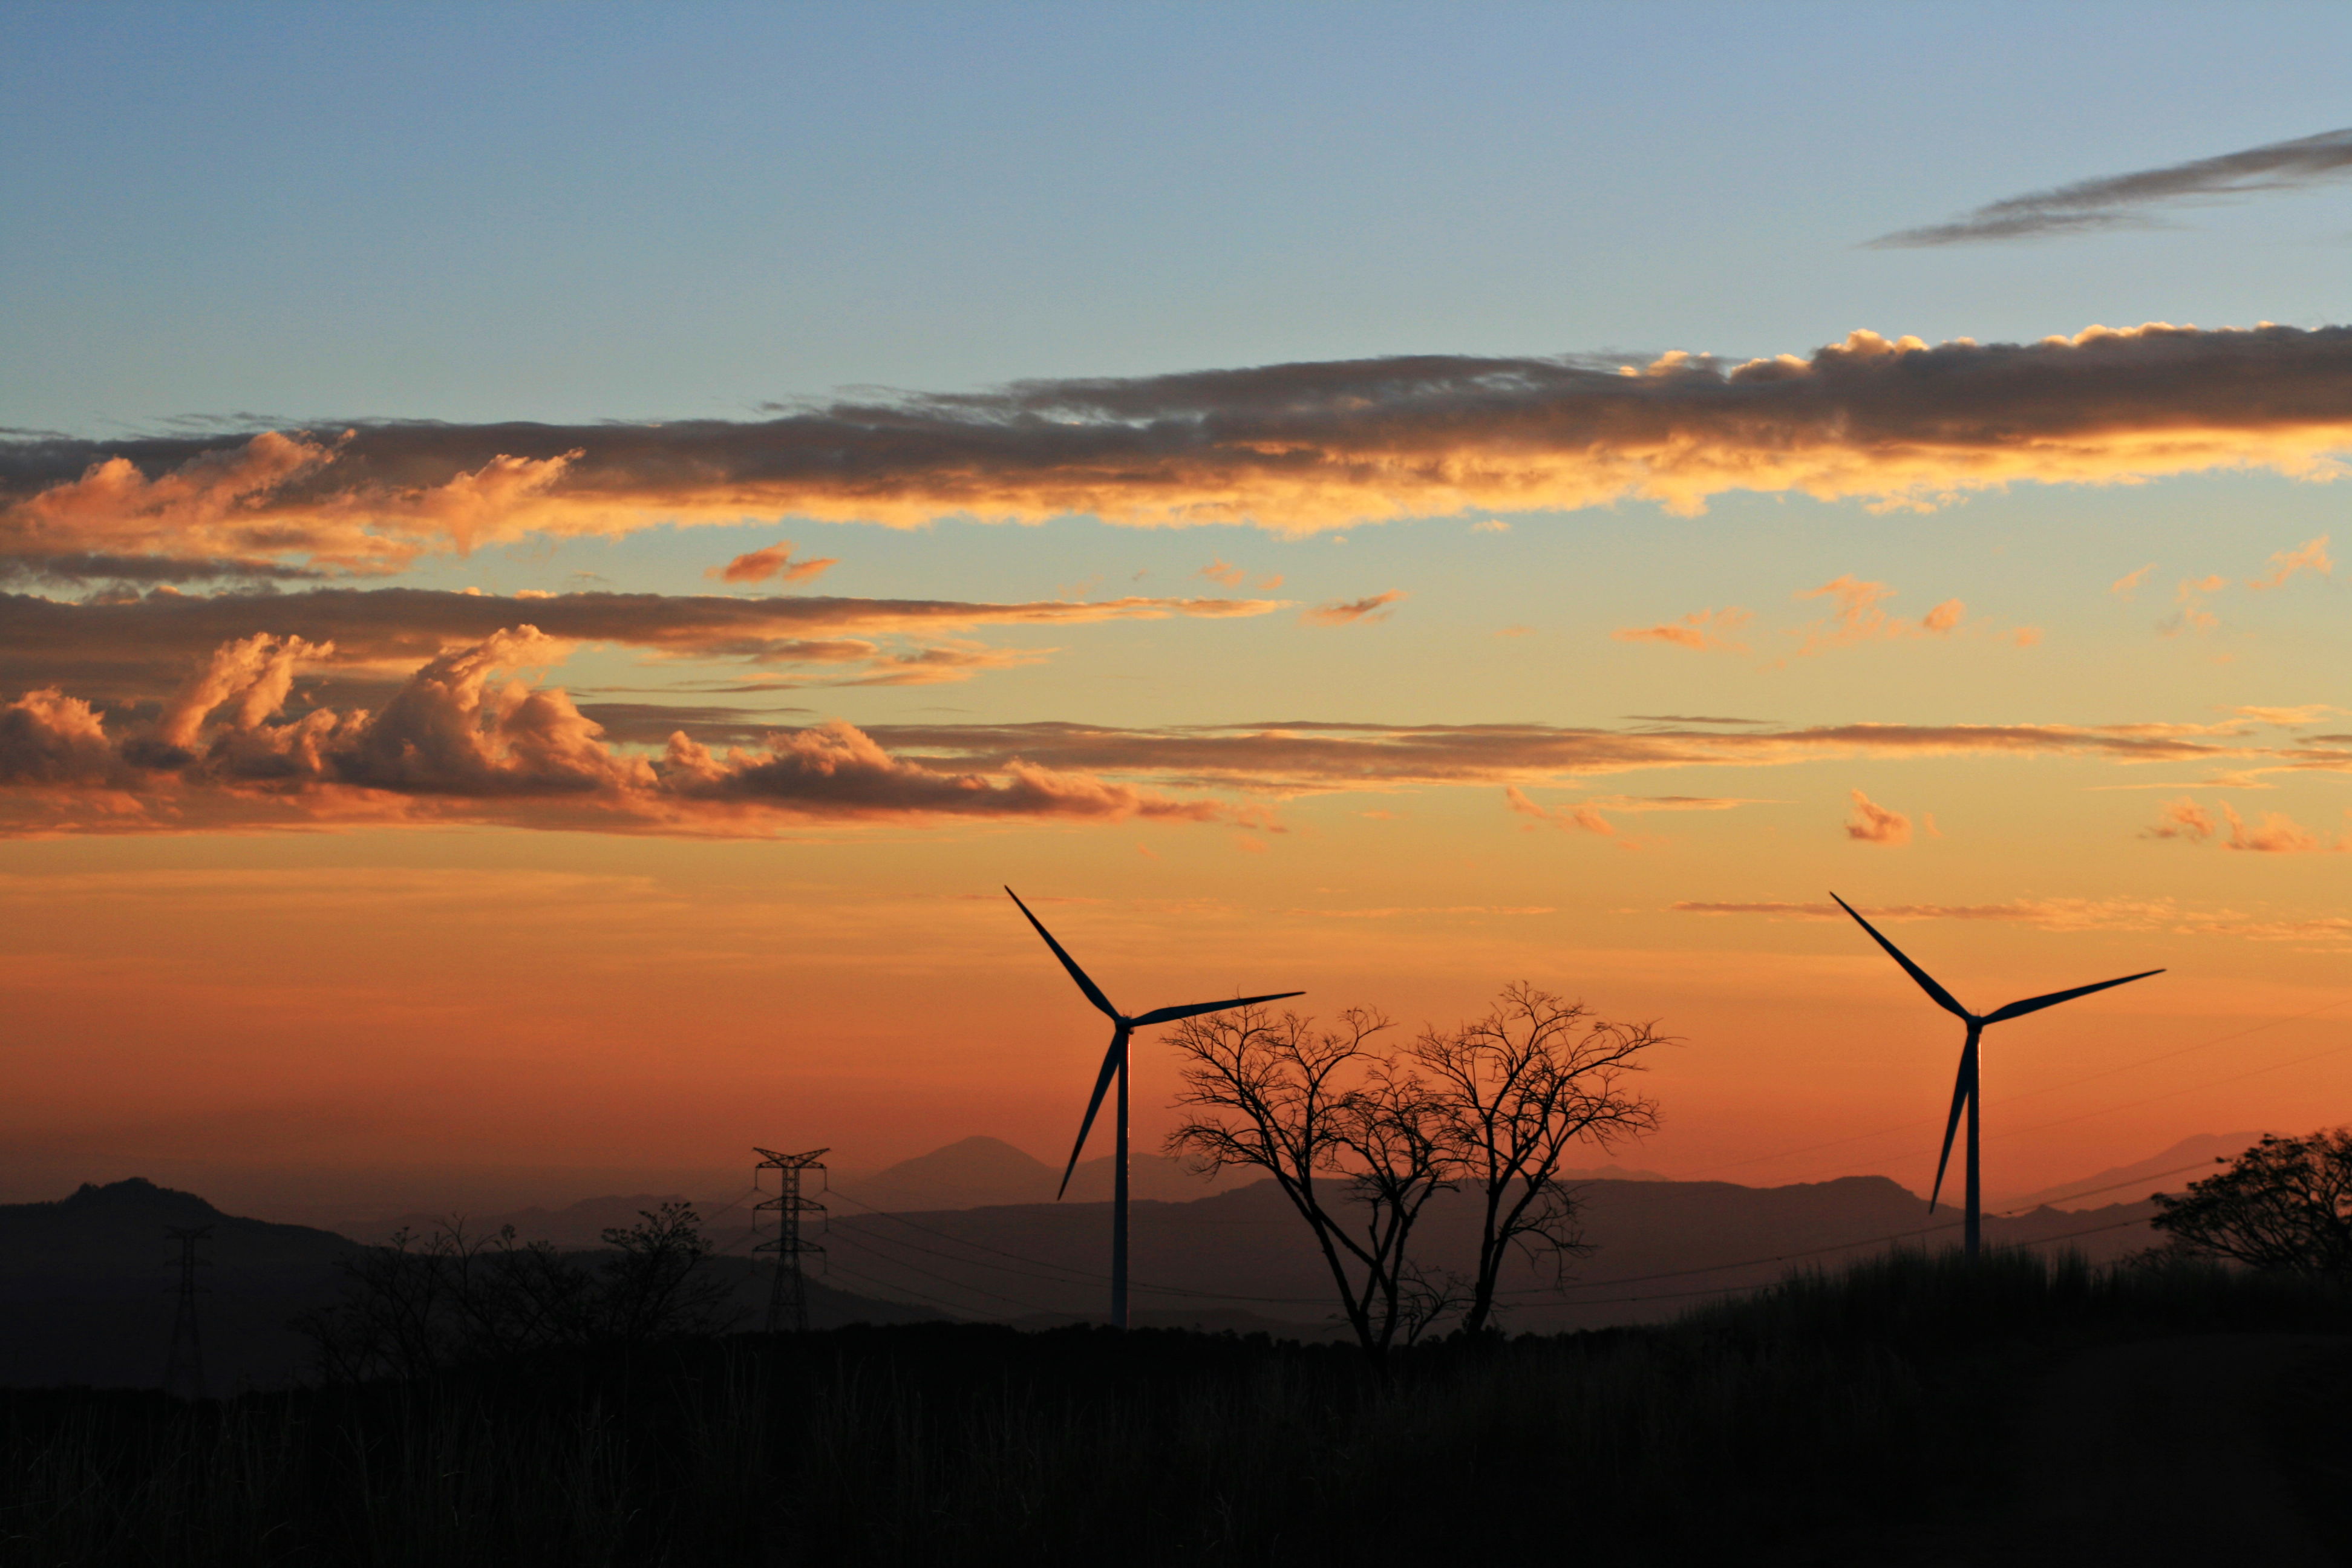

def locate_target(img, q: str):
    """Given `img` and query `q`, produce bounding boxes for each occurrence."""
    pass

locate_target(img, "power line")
[699,1184,765,1223]
[1992,1159,2216,1210]
[826,1191,1103,1282]
[818,1256,1001,1318]
[825,1158,2209,1316]
[1986,992,2352,1106]
[825,1227,1068,1315]
[826,1190,1334,1306]
[2001,1036,2352,1138]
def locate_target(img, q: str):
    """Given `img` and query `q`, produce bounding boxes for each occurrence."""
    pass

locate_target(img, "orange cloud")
[2145,798,2216,841]
[2110,562,2157,599]
[1673,895,2352,946]
[1612,606,1753,652]
[2221,802,2341,853]
[1198,558,1247,587]
[711,542,837,586]
[1504,785,1614,836]
[1791,577,1966,656]
[2144,795,2345,852]
[1843,788,1912,844]
[0,632,1260,837]
[2247,534,2333,590]
[2235,705,2343,725]
[0,586,1291,703]
[801,715,2275,797]
[1302,590,1406,626]
[11,322,2352,572]
[2163,574,2229,635]
[5,650,2322,837]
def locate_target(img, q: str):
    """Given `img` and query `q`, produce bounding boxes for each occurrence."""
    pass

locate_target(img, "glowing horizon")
[5,5,2349,1227]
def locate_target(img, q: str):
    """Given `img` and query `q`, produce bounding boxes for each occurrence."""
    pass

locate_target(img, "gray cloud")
[0,586,1286,704]
[808,715,2279,791]
[0,629,1256,836]
[7,628,2338,838]
[1870,126,2352,247]
[7,324,2352,566]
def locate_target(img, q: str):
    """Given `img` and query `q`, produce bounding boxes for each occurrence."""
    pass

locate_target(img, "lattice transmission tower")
[162,1224,212,1400]
[753,1146,829,1333]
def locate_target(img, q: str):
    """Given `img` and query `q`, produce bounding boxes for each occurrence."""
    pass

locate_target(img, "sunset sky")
[5,2,2351,1223]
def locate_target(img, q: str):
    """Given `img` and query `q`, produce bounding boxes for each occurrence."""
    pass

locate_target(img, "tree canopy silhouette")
[1164,983,1667,1354]
[298,1201,732,1381]
[1411,983,1664,1333]
[2150,1128,2352,1279]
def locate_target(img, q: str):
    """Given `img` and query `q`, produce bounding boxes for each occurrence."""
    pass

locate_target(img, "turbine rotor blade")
[1831,892,1973,1022]
[1981,969,2164,1025]
[1130,990,1305,1028]
[1005,886,1122,1022]
[1057,1026,1128,1200]
[1929,1031,1978,1214]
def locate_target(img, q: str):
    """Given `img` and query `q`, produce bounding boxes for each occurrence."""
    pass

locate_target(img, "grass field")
[3,1249,2344,1568]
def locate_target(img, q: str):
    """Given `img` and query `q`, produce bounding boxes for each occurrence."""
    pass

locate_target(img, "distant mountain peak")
[1992,1132,2265,1214]
[63,1177,221,1217]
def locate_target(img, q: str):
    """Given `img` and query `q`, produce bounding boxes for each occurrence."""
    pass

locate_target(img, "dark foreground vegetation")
[4,1248,2347,1568]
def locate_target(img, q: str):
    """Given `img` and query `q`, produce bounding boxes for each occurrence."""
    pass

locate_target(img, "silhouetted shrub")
[5,1247,2341,1567]
[294,1201,732,1381]
[2151,1128,2352,1278]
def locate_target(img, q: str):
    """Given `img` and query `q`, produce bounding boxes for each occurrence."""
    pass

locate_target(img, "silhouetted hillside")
[666,1255,955,1332]
[809,1173,2166,1330]
[1992,1131,2262,1212]
[0,1179,946,1391]
[830,1134,1253,1212]
[0,1178,356,1391]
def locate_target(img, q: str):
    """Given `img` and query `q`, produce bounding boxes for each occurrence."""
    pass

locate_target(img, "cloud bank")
[11,632,2352,836]
[0,629,1253,837]
[668,713,2294,792]
[0,586,1287,701]
[1672,896,2352,947]
[1869,126,2352,246]
[7,322,2352,572]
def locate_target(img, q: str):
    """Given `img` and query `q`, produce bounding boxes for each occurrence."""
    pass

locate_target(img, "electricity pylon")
[753,1147,829,1333]
[163,1224,212,1399]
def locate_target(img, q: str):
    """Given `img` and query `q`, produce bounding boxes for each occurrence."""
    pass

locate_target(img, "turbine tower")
[1005,886,1301,1329]
[1832,892,2161,1258]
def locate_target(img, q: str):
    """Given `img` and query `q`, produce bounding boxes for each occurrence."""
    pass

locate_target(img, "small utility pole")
[753,1147,829,1333]
[163,1224,212,1399]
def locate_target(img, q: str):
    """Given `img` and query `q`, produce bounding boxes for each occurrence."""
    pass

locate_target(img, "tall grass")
[3,1247,2340,1568]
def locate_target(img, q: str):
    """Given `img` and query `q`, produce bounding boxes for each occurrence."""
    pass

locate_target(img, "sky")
[4,1,2351,1222]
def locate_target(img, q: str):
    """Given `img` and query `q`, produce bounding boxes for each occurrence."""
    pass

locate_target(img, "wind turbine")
[1005,886,1302,1328]
[1831,892,2161,1259]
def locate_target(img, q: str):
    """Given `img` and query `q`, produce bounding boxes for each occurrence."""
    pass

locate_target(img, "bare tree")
[299,1203,732,1382]
[1328,1051,1460,1350]
[1413,983,1665,1334]
[2151,1129,2352,1278]
[1393,1263,1475,1347]
[595,1201,734,1341]
[1164,1005,1454,1357]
